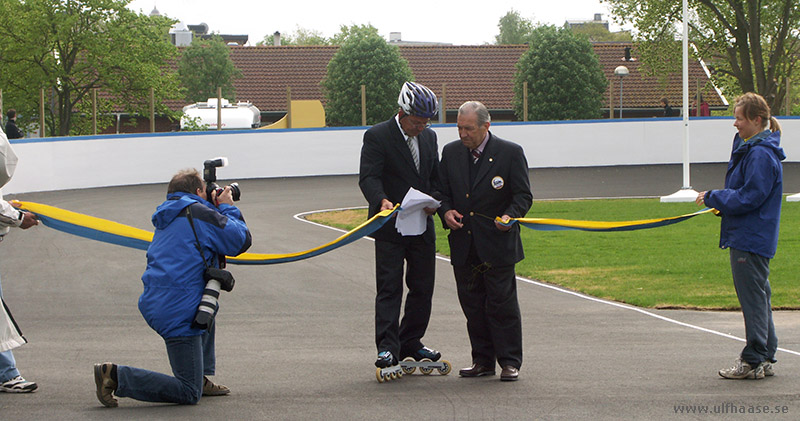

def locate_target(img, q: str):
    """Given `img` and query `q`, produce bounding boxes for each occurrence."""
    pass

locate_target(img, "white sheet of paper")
[395,187,441,236]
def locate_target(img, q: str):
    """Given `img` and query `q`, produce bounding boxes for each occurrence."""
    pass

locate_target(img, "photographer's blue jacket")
[704,129,784,259]
[139,192,251,338]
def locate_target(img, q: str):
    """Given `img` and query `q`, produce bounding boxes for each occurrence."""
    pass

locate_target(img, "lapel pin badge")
[492,176,504,190]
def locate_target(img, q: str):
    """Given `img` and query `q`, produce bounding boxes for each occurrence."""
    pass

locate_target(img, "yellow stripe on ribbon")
[14,199,714,264]
[13,201,399,265]
[496,208,715,232]
[228,206,398,265]
[13,200,154,249]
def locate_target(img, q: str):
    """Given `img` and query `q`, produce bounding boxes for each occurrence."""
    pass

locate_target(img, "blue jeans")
[0,271,21,383]
[115,324,216,405]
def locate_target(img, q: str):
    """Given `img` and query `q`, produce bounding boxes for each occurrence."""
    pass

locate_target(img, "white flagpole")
[661,0,698,202]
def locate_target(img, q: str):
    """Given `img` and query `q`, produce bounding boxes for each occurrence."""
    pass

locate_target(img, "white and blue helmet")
[398,82,438,118]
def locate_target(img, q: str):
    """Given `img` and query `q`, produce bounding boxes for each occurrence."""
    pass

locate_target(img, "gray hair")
[458,101,491,126]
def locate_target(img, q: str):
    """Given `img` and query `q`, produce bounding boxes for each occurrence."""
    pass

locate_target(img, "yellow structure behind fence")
[261,100,326,129]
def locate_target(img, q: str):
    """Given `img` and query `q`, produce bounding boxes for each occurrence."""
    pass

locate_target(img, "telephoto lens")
[191,279,221,330]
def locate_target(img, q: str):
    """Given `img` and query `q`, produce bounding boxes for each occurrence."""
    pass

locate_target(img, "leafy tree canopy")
[0,0,182,136]
[495,9,535,44]
[513,25,607,121]
[605,0,800,112]
[569,22,632,42]
[178,35,242,103]
[258,26,330,46]
[322,24,413,126]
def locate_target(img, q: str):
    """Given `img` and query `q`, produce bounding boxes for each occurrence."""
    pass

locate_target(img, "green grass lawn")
[307,198,800,310]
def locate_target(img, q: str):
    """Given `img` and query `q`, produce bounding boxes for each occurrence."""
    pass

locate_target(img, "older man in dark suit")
[359,82,442,373]
[438,101,532,381]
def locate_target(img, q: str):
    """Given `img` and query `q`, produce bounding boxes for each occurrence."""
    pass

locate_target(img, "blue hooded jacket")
[704,129,785,259]
[139,192,251,338]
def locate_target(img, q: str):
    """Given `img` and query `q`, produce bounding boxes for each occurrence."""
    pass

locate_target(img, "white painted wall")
[5,117,799,194]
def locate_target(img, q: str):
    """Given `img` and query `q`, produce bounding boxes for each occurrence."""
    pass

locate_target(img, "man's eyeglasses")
[402,114,432,129]
[414,121,432,129]
[408,119,431,129]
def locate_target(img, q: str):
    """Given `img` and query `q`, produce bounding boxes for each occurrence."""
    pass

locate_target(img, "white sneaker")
[718,358,765,380]
[0,375,38,393]
[763,362,774,377]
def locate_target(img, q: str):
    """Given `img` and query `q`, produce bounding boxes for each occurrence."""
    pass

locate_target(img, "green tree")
[569,22,632,42]
[495,9,534,44]
[259,32,295,46]
[178,35,242,103]
[513,25,607,121]
[0,0,182,136]
[322,24,413,126]
[258,26,330,46]
[293,27,330,45]
[605,0,800,112]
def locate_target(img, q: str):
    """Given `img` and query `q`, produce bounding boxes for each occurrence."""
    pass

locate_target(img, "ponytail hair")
[734,92,781,133]
[769,116,782,133]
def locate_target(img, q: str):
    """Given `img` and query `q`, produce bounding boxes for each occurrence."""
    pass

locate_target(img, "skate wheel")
[401,357,416,374]
[376,367,385,383]
[437,360,452,375]
[388,371,398,380]
[419,358,434,375]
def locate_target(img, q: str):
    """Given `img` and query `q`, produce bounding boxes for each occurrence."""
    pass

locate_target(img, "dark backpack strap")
[185,205,211,270]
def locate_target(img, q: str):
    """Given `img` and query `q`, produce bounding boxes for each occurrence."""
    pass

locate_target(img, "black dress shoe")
[459,363,495,377]
[500,366,519,381]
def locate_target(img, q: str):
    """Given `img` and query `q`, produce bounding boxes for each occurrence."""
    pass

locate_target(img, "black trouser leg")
[398,238,435,357]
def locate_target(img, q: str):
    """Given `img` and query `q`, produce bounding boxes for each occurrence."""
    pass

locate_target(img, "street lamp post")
[614,65,629,118]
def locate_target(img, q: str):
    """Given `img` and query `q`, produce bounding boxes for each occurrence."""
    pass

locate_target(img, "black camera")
[203,157,241,203]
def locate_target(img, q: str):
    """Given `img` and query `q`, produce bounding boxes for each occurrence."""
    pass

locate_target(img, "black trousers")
[453,249,522,369]
[374,237,436,358]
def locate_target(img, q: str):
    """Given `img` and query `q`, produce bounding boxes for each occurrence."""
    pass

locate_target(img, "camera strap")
[184,205,212,270]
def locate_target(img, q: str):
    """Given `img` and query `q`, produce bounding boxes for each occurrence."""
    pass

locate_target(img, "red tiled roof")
[400,45,529,112]
[593,42,722,109]
[175,42,722,114]
[228,46,337,110]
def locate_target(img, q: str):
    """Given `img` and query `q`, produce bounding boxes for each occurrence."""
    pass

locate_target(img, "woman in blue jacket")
[93,169,251,406]
[696,92,785,380]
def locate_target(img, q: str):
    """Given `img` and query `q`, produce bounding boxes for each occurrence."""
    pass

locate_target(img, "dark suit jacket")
[438,132,532,267]
[4,120,22,139]
[359,116,440,243]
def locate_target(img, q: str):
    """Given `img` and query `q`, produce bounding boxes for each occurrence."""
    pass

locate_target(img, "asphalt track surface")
[1,163,800,420]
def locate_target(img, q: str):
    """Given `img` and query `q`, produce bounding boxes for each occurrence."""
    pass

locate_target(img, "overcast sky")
[126,0,632,46]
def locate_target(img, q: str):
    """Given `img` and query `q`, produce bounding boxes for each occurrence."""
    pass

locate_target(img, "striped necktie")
[471,149,481,164]
[407,137,419,171]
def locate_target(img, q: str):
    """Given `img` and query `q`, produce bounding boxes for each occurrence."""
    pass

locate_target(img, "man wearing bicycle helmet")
[359,82,443,380]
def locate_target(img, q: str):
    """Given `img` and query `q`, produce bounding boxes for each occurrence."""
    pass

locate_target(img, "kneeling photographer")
[93,166,251,407]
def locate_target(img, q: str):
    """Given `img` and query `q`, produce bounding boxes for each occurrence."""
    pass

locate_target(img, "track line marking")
[294,208,800,358]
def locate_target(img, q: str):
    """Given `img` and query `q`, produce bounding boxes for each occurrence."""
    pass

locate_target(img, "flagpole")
[661,0,698,202]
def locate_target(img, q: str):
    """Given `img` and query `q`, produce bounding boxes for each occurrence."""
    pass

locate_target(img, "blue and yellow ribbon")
[12,201,398,265]
[227,207,397,265]
[13,200,714,264]
[13,201,154,250]
[496,208,715,232]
